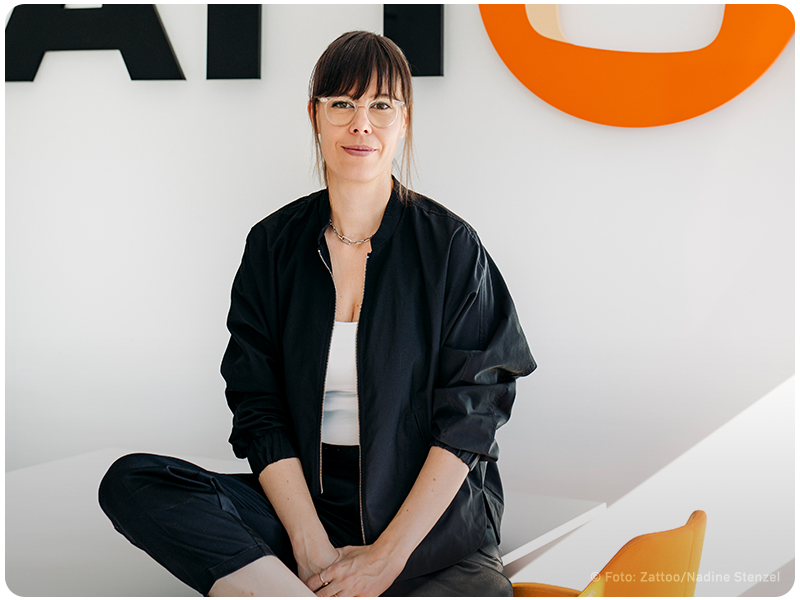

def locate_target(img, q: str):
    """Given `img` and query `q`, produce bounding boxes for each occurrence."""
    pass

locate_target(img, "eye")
[371,100,393,111]
[330,99,354,110]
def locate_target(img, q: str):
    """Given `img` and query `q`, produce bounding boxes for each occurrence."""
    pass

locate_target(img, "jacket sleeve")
[221,226,298,476]
[431,225,536,468]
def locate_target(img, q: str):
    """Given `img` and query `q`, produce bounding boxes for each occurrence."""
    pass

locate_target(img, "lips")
[342,145,376,157]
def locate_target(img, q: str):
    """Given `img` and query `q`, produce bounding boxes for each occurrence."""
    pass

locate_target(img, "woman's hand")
[256,459,343,587]
[295,542,341,587]
[295,541,341,586]
[306,543,406,597]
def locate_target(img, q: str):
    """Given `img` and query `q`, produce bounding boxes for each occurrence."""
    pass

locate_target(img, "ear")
[399,106,409,139]
[308,100,318,133]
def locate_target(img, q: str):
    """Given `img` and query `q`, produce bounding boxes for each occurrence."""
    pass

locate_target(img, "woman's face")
[310,79,408,190]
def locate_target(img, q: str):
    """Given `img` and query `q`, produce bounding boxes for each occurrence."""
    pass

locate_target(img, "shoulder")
[402,189,481,249]
[246,189,325,246]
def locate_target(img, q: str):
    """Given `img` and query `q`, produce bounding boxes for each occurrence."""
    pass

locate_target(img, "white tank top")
[321,321,359,445]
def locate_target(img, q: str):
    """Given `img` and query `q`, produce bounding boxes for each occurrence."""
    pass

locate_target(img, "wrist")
[290,525,332,559]
[372,532,412,571]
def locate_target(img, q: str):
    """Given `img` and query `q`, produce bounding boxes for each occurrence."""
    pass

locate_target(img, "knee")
[98,453,162,516]
[472,559,514,597]
[472,569,513,597]
[494,572,514,597]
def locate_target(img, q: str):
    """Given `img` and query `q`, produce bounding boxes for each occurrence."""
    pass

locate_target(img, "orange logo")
[480,4,794,127]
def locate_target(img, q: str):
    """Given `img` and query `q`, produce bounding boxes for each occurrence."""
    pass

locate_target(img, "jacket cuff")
[246,430,299,476]
[432,440,481,471]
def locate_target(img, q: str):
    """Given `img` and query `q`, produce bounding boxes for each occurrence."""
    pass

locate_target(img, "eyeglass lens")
[324,98,399,128]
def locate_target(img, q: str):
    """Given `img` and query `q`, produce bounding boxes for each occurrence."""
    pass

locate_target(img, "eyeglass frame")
[317,96,406,129]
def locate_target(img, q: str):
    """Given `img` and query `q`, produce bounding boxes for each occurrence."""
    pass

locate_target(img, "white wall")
[509,377,795,596]
[5,2,793,529]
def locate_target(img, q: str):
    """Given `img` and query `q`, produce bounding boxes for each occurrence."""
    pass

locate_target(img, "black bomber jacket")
[221,181,536,580]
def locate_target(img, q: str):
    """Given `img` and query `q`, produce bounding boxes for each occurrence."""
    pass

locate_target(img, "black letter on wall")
[383,4,444,77]
[207,5,261,79]
[5,4,184,81]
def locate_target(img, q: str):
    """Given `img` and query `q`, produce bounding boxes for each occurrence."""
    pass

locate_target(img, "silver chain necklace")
[329,219,375,245]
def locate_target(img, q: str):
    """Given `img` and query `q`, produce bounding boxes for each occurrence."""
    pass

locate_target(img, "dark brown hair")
[308,31,415,197]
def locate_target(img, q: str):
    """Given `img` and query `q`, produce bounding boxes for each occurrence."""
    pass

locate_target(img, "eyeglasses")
[318,96,405,128]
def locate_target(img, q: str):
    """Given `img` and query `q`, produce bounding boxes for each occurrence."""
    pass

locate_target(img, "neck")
[327,175,393,240]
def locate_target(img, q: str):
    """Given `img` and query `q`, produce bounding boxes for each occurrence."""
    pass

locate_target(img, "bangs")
[311,32,410,101]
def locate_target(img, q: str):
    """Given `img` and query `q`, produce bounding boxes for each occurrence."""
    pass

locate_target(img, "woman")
[100,31,535,597]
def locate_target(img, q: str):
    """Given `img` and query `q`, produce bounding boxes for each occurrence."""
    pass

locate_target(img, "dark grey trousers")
[98,448,512,597]
[387,543,511,597]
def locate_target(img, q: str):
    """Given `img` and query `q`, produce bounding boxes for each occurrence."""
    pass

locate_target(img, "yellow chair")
[513,510,707,597]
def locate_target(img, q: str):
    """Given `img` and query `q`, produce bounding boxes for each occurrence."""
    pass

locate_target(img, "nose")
[349,105,372,134]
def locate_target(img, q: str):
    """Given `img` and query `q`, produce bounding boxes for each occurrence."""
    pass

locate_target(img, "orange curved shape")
[480,4,795,127]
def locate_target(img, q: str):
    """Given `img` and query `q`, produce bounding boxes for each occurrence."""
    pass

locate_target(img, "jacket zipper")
[318,245,368,544]
[355,254,369,544]
[317,248,336,494]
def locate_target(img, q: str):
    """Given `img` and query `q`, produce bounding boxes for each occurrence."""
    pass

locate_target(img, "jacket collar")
[316,177,405,251]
